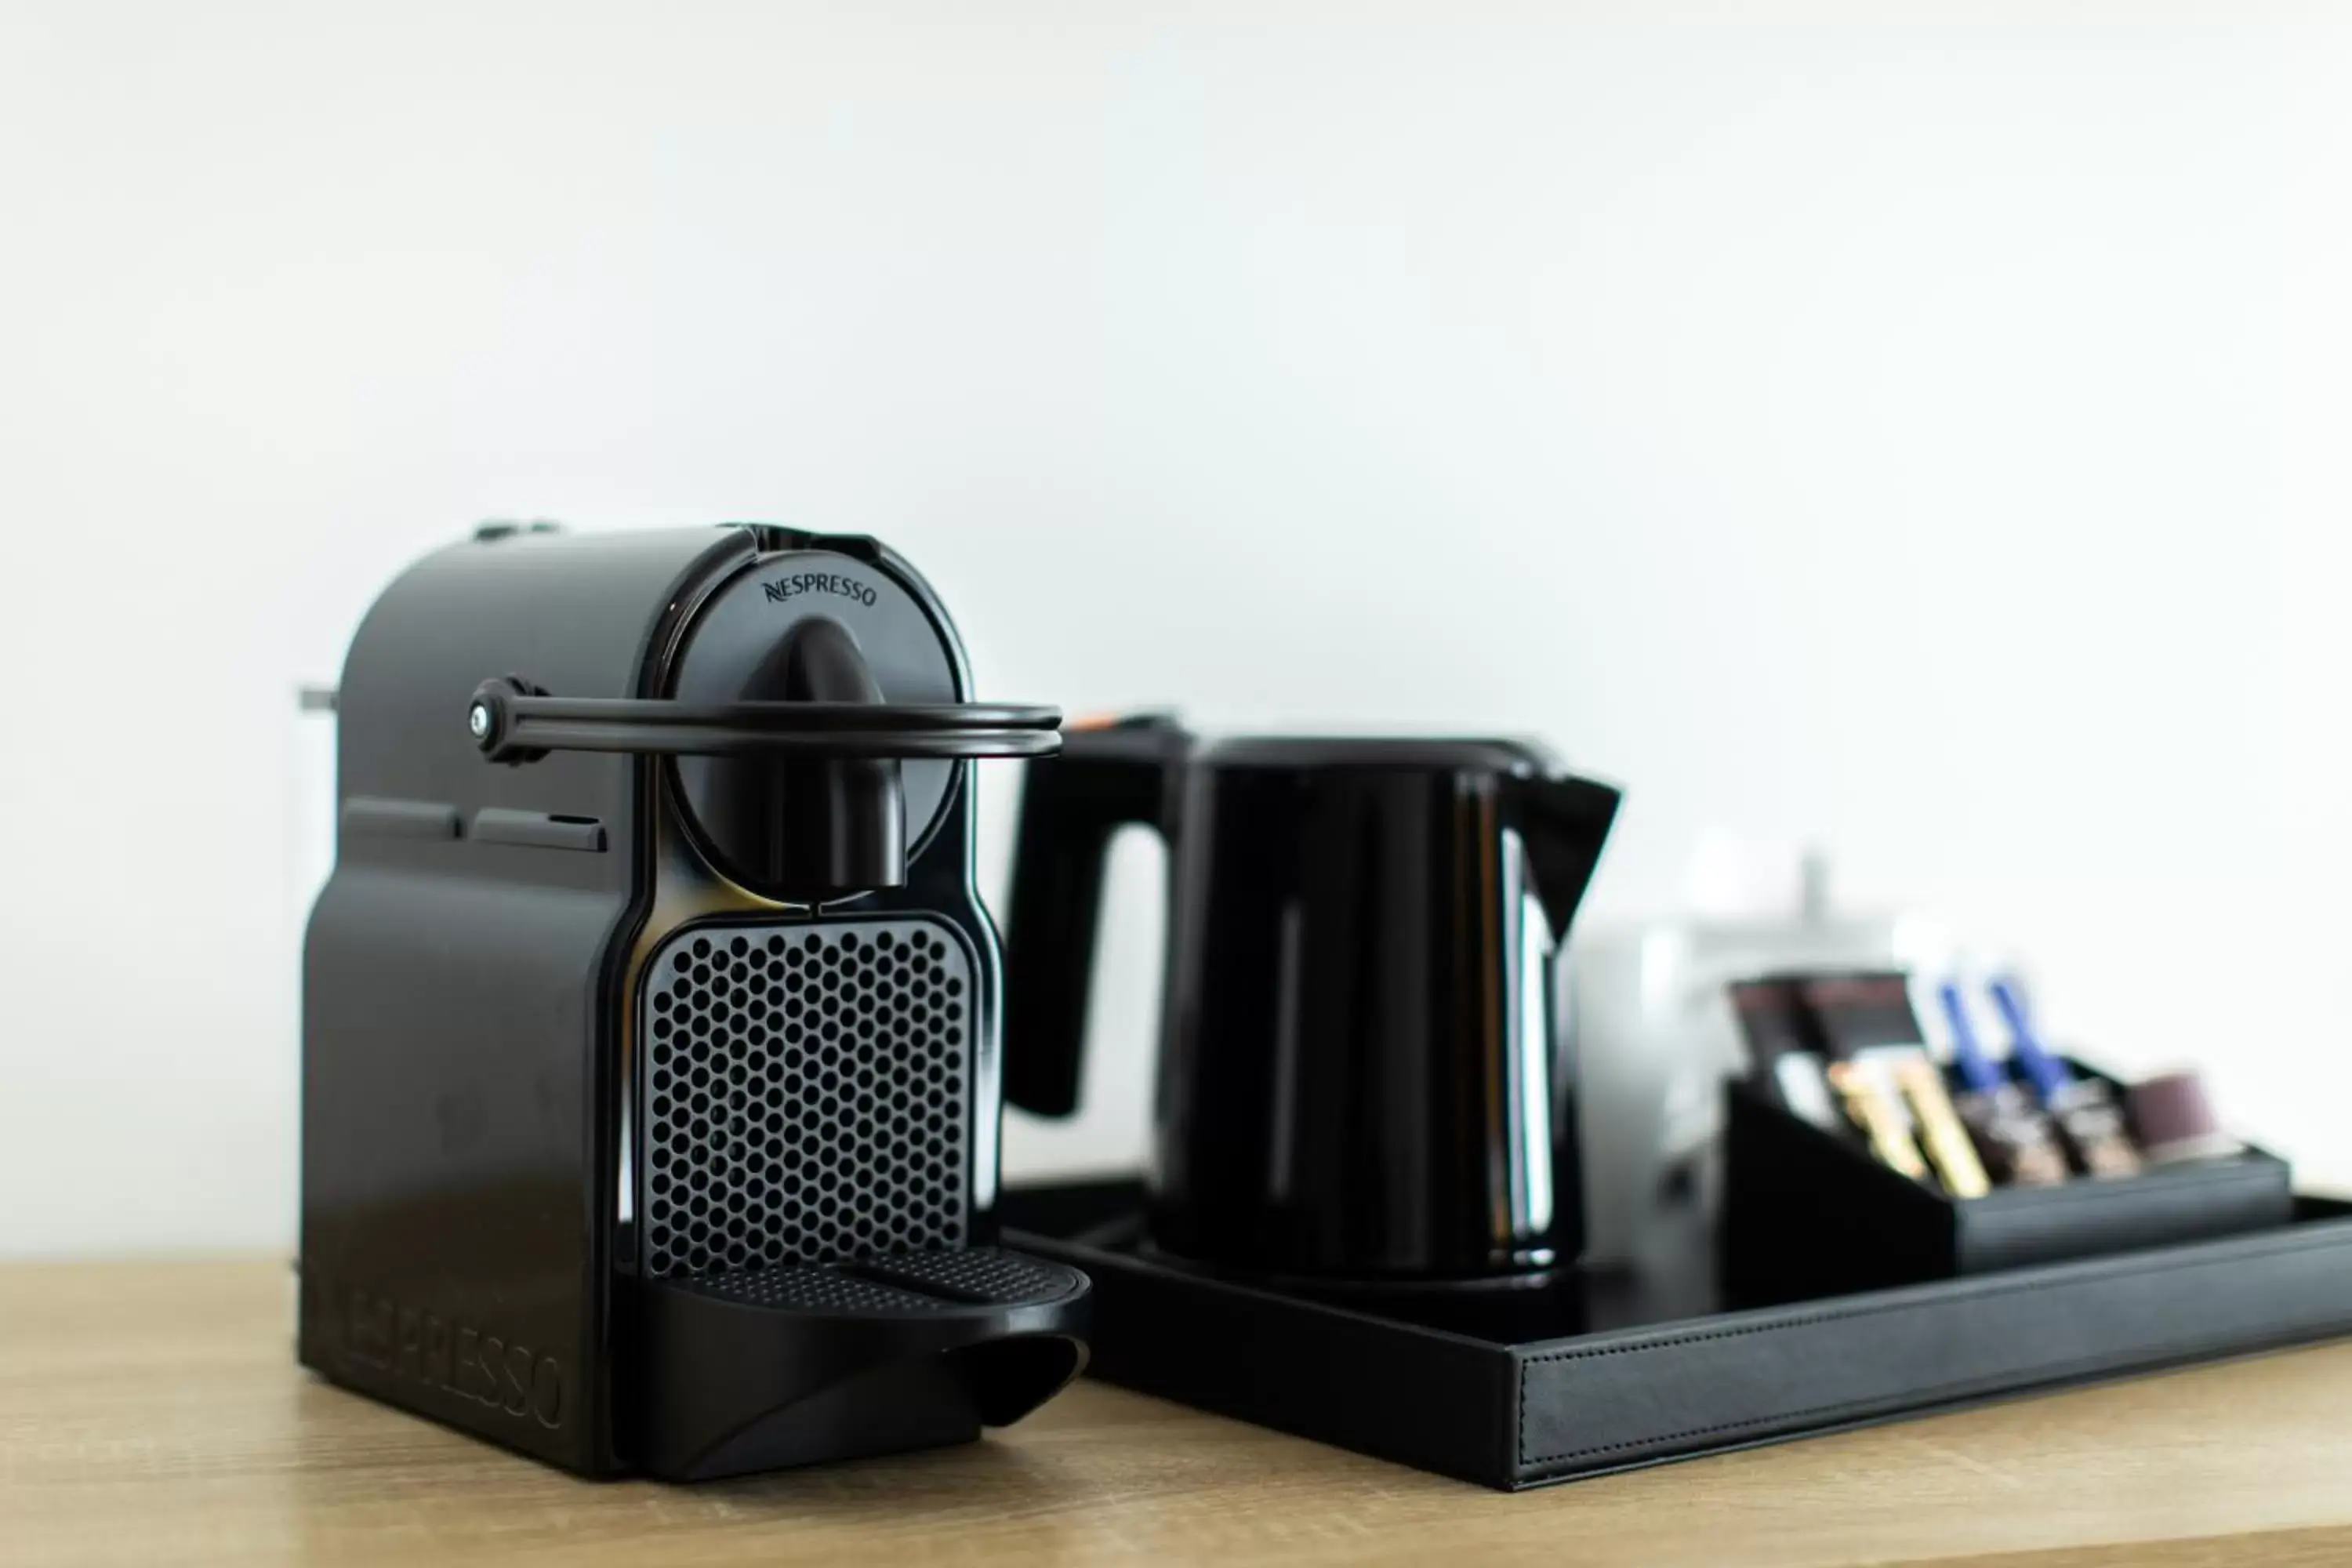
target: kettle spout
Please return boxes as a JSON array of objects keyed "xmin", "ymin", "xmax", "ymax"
[{"xmin": 1504, "ymin": 771, "xmax": 1621, "ymax": 938}]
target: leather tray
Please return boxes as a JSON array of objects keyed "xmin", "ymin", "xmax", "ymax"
[{"xmin": 1000, "ymin": 1179, "xmax": 2352, "ymax": 1490}]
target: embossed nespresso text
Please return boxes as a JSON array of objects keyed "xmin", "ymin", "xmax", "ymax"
[
  {"xmin": 330, "ymin": 1282, "xmax": 564, "ymax": 1429},
  {"xmin": 764, "ymin": 573, "xmax": 877, "ymax": 607}
]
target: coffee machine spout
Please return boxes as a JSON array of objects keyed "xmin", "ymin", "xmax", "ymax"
[{"xmin": 735, "ymin": 614, "xmax": 907, "ymax": 899}]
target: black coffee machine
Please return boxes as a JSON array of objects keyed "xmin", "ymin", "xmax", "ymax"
[{"xmin": 300, "ymin": 523, "xmax": 1090, "ymax": 1480}]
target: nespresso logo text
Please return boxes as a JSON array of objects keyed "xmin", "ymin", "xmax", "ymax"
[
  {"xmin": 764, "ymin": 572, "xmax": 877, "ymax": 607},
  {"xmin": 334, "ymin": 1283, "xmax": 564, "ymax": 1429}
]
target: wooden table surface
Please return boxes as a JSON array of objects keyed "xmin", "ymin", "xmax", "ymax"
[{"xmin": 3, "ymin": 1259, "xmax": 2349, "ymax": 1567}]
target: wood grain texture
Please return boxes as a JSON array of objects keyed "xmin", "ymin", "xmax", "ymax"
[{"xmin": 2, "ymin": 1258, "xmax": 2347, "ymax": 1567}]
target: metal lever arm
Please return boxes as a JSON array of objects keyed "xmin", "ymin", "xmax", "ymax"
[{"xmin": 467, "ymin": 678, "xmax": 1063, "ymax": 764}]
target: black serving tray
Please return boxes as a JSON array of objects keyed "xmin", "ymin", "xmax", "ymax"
[{"xmin": 999, "ymin": 1178, "xmax": 2352, "ymax": 1491}]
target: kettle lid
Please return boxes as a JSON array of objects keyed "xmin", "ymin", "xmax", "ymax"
[{"xmin": 1195, "ymin": 734, "xmax": 1561, "ymax": 775}]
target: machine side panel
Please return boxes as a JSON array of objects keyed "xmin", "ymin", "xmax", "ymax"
[{"xmin": 299, "ymin": 526, "xmax": 751, "ymax": 1474}]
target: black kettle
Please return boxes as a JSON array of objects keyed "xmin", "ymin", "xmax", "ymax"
[{"xmin": 1004, "ymin": 715, "xmax": 1621, "ymax": 1282}]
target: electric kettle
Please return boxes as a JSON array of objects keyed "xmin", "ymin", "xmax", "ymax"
[{"xmin": 1003, "ymin": 715, "xmax": 1620, "ymax": 1281}]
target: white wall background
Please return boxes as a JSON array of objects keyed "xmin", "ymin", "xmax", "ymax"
[{"xmin": 2, "ymin": 2, "xmax": 2345, "ymax": 1256}]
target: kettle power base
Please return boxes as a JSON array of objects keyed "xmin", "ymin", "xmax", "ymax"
[{"xmin": 1000, "ymin": 1180, "xmax": 2352, "ymax": 1492}]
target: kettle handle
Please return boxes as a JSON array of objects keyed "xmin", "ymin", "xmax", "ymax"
[{"xmin": 1002, "ymin": 715, "xmax": 1189, "ymax": 1119}]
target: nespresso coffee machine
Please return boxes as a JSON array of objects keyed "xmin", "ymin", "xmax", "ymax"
[{"xmin": 300, "ymin": 523, "xmax": 1090, "ymax": 1480}]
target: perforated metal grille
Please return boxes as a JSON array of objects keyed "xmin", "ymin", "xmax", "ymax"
[{"xmin": 638, "ymin": 920, "xmax": 972, "ymax": 1279}]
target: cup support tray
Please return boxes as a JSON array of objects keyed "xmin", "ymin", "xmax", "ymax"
[{"xmin": 631, "ymin": 1245, "xmax": 1089, "ymax": 1479}]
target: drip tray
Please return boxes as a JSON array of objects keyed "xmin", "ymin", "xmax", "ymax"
[{"xmin": 633, "ymin": 1247, "xmax": 1089, "ymax": 1480}]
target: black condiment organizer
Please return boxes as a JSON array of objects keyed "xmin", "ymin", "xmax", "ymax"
[
  {"xmin": 1000, "ymin": 1171, "xmax": 2352, "ymax": 1492},
  {"xmin": 1722, "ymin": 1060, "xmax": 2296, "ymax": 1303}
]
